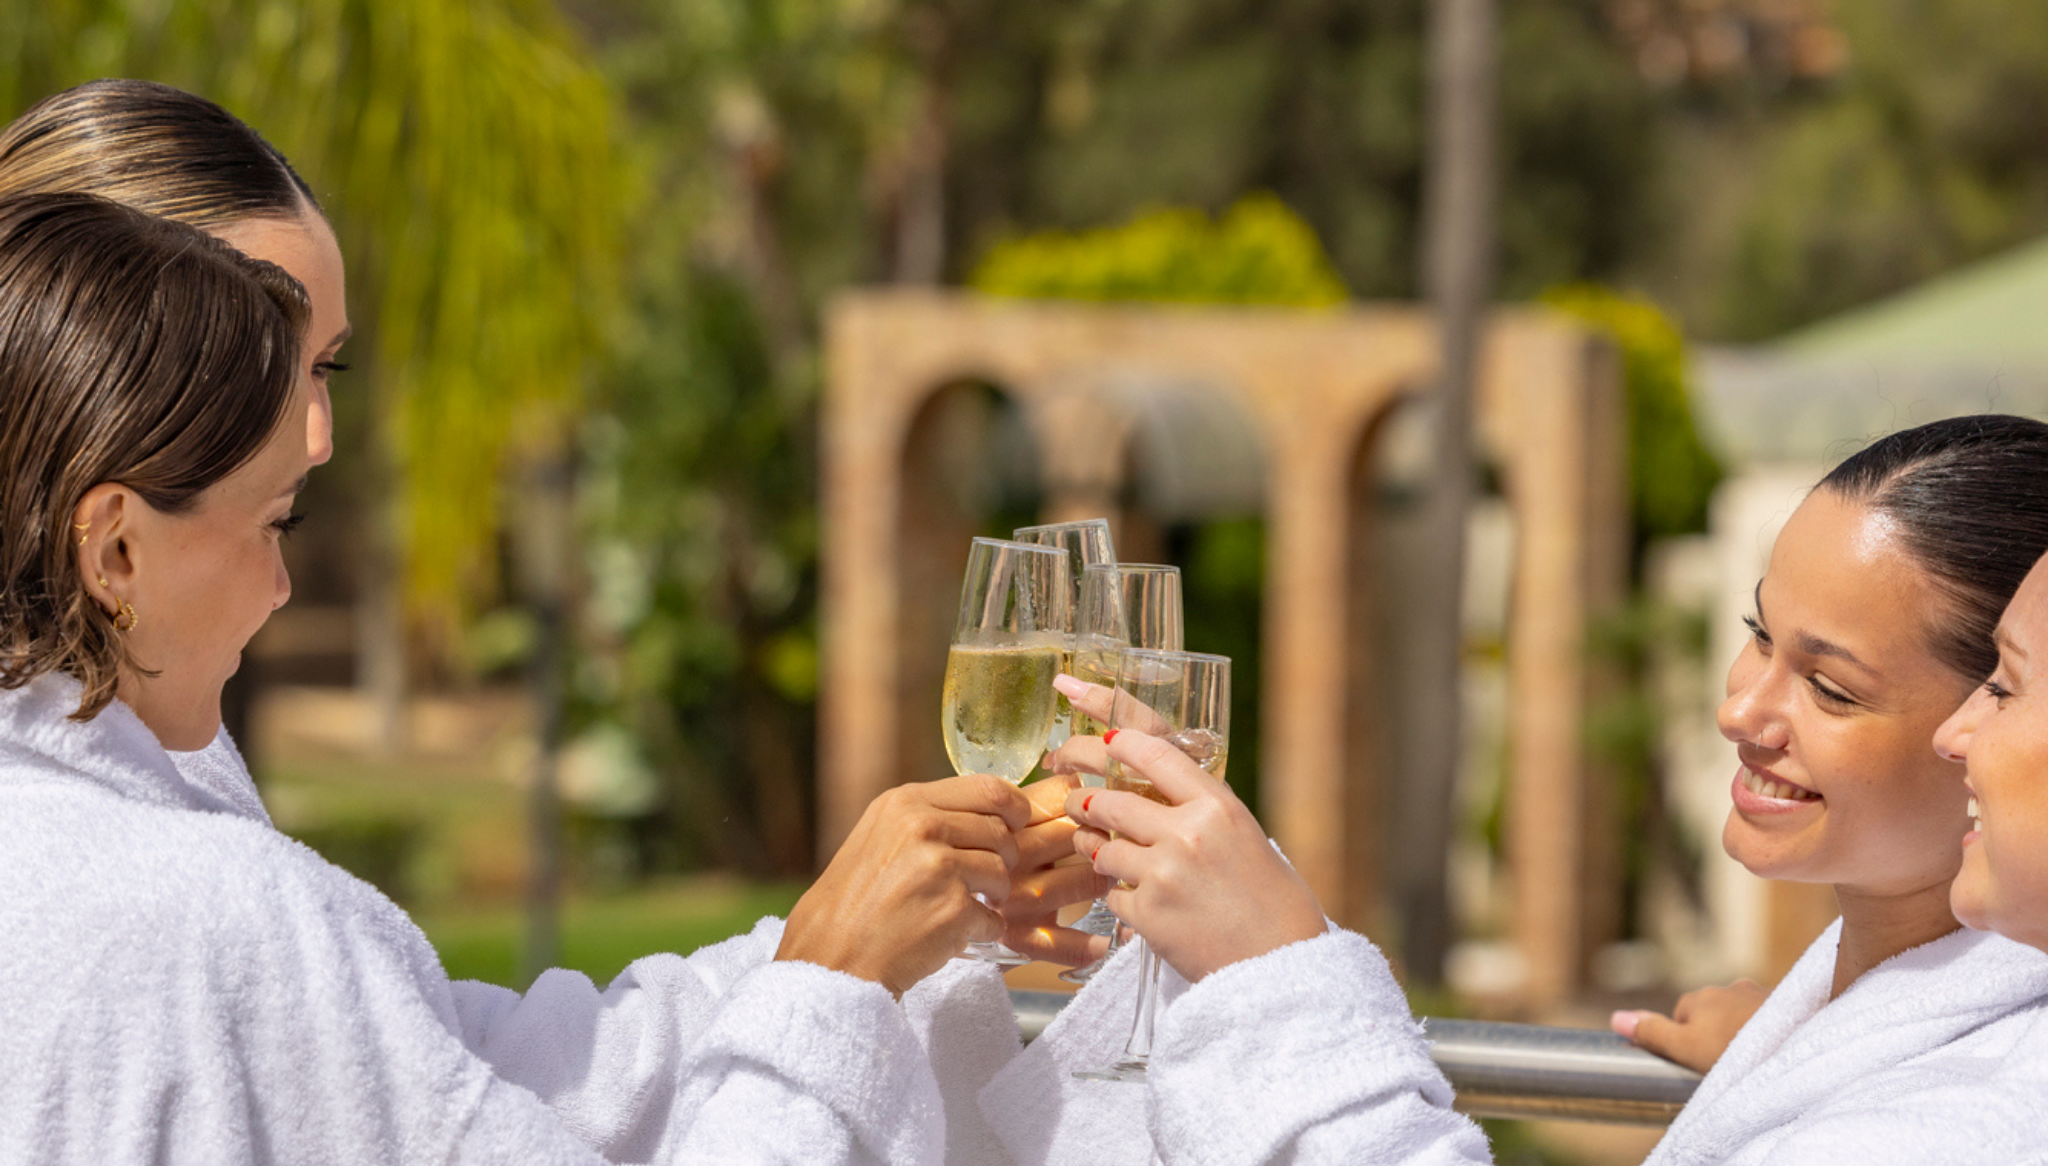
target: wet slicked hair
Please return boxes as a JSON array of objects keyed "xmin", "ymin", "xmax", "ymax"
[
  {"xmin": 1818, "ymin": 413, "xmax": 2048, "ymax": 681},
  {"xmin": 0, "ymin": 78, "xmax": 318, "ymax": 229},
  {"xmin": 0, "ymin": 192, "xmax": 308, "ymax": 719}
]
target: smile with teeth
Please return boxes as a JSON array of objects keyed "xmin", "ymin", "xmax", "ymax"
[
  {"xmin": 1741, "ymin": 767, "xmax": 1820, "ymax": 802},
  {"xmin": 1968, "ymin": 796, "xmax": 1983, "ymax": 833}
]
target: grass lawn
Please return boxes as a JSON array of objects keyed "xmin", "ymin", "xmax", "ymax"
[
  {"xmin": 260, "ymin": 750, "xmax": 806, "ymax": 990},
  {"xmin": 413, "ymin": 877, "xmax": 809, "ymax": 988}
]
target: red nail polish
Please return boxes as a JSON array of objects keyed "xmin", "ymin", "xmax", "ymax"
[
  {"xmin": 1102, "ymin": 729, "xmax": 1118, "ymax": 746},
  {"xmin": 1083, "ymin": 794, "xmax": 1095, "ymax": 813},
  {"xmin": 1091, "ymin": 844, "xmax": 1103, "ymax": 863}
]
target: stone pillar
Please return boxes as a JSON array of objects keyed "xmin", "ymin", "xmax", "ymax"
[
  {"xmin": 1497, "ymin": 324, "xmax": 1625, "ymax": 1007},
  {"xmin": 818, "ymin": 299, "xmax": 911, "ymax": 860},
  {"xmin": 1261, "ymin": 415, "xmax": 1360, "ymax": 925}
]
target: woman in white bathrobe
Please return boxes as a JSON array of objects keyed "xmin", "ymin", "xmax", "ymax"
[
  {"xmin": 1005, "ymin": 414, "xmax": 2048, "ymax": 1166},
  {"xmin": 0, "ymin": 80, "xmax": 1112, "ymax": 1165},
  {"xmin": 0, "ymin": 185, "xmax": 1056, "ymax": 1166}
]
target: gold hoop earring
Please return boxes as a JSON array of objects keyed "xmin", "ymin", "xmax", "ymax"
[
  {"xmin": 73, "ymin": 521, "xmax": 90, "ymax": 547},
  {"xmin": 113, "ymin": 602, "xmax": 138, "ymax": 632}
]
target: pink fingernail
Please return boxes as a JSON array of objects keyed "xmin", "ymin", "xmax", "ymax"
[
  {"xmin": 1610, "ymin": 1010, "xmax": 1639, "ymax": 1039},
  {"xmin": 1053, "ymin": 674, "xmax": 1088, "ymax": 699}
]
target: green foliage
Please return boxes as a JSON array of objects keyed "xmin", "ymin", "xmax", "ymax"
[
  {"xmin": 290, "ymin": 816, "xmax": 424, "ymax": 905},
  {"xmin": 578, "ymin": 261, "xmax": 820, "ymax": 874},
  {"xmin": 1653, "ymin": 0, "xmax": 2048, "ymax": 340},
  {"xmin": 0, "ymin": 0, "xmax": 632, "ymax": 635},
  {"xmin": 971, "ymin": 194, "xmax": 1348, "ymax": 306},
  {"xmin": 1541, "ymin": 284, "xmax": 1724, "ymax": 550}
]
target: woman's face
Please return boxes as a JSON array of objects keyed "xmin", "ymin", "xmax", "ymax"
[
  {"xmin": 111, "ymin": 385, "xmax": 311, "ymax": 750},
  {"xmin": 216, "ymin": 209, "xmax": 348, "ymax": 467},
  {"xmin": 1718, "ymin": 491, "xmax": 1976, "ymax": 896},
  {"xmin": 1933, "ymin": 555, "xmax": 2048, "ymax": 952}
]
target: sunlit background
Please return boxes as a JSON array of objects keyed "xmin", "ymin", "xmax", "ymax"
[{"xmin": 8, "ymin": 4, "xmax": 2048, "ymax": 1157}]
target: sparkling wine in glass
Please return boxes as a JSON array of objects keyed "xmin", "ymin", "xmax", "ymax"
[
  {"xmin": 1061, "ymin": 563, "xmax": 1183, "ymax": 984},
  {"xmin": 1073, "ymin": 649, "xmax": 1230, "ymax": 1082},
  {"xmin": 942, "ymin": 536, "xmax": 1072, "ymax": 965},
  {"xmin": 1011, "ymin": 518, "xmax": 1116, "ymax": 751}
]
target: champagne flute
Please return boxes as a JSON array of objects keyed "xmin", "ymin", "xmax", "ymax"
[
  {"xmin": 943, "ymin": 536, "xmax": 1072, "ymax": 965},
  {"xmin": 1011, "ymin": 518, "xmax": 1116, "ymax": 751},
  {"xmin": 1073, "ymin": 649, "xmax": 1230, "ymax": 1083},
  {"xmin": 1061, "ymin": 563, "xmax": 1183, "ymax": 985}
]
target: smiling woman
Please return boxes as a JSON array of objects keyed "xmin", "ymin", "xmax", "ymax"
[
  {"xmin": 1006, "ymin": 414, "xmax": 2048, "ymax": 1166},
  {"xmin": 1937, "ymin": 558, "xmax": 2048, "ymax": 955}
]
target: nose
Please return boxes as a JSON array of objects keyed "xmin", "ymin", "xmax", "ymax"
[
  {"xmin": 1933, "ymin": 685, "xmax": 1986, "ymax": 764},
  {"xmin": 1718, "ymin": 647, "xmax": 1790, "ymax": 751},
  {"xmin": 306, "ymin": 385, "xmax": 335, "ymax": 467},
  {"xmin": 273, "ymin": 554, "xmax": 292, "ymax": 611}
]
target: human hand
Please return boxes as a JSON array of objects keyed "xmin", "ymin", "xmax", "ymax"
[
  {"xmin": 776, "ymin": 774, "xmax": 1031, "ymax": 997},
  {"xmin": 997, "ymin": 772, "xmax": 1114, "ymax": 967},
  {"xmin": 1067, "ymin": 729, "xmax": 1326, "ymax": 983},
  {"xmin": 1611, "ymin": 978, "xmax": 1768, "ymax": 1074},
  {"xmin": 1044, "ymin": 673, "xmax": 1172, "ymax": 781}
]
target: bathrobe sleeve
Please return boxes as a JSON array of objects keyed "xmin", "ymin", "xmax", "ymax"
[
  {"xmin": 0, "ymin": 800, "xmax": 947, "ymax": 1166},
  {"xmin": 978, "ymin": 929, "xmax": 1492, "ymax": 1166},
  {"xmin": 1145, "ymin": 930, "xmax": 1493, "ymax": 1166},
  {"xmin": 444, "ymin": 918, "xmax": 790, "ymax": 1160},
  {"xmin": 445, "ymin": 914, "xmax": 1026, "ymax": 1165}
]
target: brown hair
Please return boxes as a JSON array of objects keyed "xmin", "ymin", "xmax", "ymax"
[
  {"xmin": 0, "ymin": 79, "xmax": 318, "ymax": 229},
  {"xmin": 1817, "ymin": 414, "xmax": 2048, "ymax": 683},
  {"xmin": 0, "ymin": 192, "xmax": 309, "ymax": 718}
]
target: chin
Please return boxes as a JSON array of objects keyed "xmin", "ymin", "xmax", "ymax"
[
  {"xmin": 1722, "ymin": 814, "xmax": 1790, "ymax": 878},
  {"xmin": 1950, "ymin": 851, "xmax": 2003, "ymax": 934}
]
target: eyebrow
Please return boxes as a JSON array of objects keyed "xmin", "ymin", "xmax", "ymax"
[
  {"xmin": 324, "ymin": 325, "xmax": 353, "ymax": 352},
  {"xmin": 1756, "ymin": 581, "xmax": 1875, "ymax": 672},
  {"xmin": 1996, "ymin": 626, "xmax": 2029, "ymax": 665},
  {"xmin": 277, "ymin": 475, "xmax": 308, "ymax": 500}
]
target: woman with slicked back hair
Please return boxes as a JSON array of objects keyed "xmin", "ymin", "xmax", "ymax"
[
  {"xmin": 0, "ymin": 81, "xmax": 1107, "ymax": 1166},
  {"xmin": 1014, "ymin": 414, "xmax": 2048, "ymax": 1165},
  {"xmin": 0, "ymin": 79, "xmax": 348, "ymax": 467}
]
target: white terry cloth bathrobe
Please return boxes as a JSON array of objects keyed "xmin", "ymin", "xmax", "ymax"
[
  {"xmin": 0, "ymin": 674, "xmax": 1022, "ymax": 1165},
  {"xmin": 984, "ymin": 917, "xmax": 2048, "ymax": 1166}
]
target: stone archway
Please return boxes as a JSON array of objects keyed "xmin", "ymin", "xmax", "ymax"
[{"xmin": 821, "ymin": 289, "xmax": 1624, "ymax": 1006}]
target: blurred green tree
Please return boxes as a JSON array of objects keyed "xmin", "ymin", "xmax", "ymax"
[
  {"xmin": 973, "ymin": 193, "xmax": 1347, "ymax": 305},
  {"xmin": 1, "ymin": 0, "xmax": 630, "ymax": 652},
  {"xmin": 1636, "ymin": 0, "xmax": 2048, "ymax": 340},
  {"xmin": 562, "ymin": 0, "xmax": 1668, "ymax": 874},
  {"xmin": 1541, "ymin": 284, "xmax": 1722, "ymax": 555}
]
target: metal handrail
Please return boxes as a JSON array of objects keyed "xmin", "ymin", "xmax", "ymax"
[{"xmin": 1010, "ymin": 991, "xmax": 1700, "ymax": 1126}]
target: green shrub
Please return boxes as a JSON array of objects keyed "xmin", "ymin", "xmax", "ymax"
[{"xmin": 972, "ymin": 194, "xmax": 1348, "ymax": 307}]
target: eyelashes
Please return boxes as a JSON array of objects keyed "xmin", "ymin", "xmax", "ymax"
[
  {"xmin": 1743, "ymin": 613, "xmax": 1857, "ymax": 707},
  {"xmin": 272, "ymin": 514, "xmax": 306, "ymax": 539}
]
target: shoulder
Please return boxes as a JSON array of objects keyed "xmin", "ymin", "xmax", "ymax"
[{"xmin": 1, "ymin": 780, "xmax": 444, "ymax": 993}]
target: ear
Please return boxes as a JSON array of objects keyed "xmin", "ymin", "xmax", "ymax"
[{"xmin": 72, "ymin": 484, "xmax": 140, "ymax": 615}]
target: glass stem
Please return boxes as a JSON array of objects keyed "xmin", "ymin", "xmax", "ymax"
[{"xmin": 1121, "ymin": 939, "xmax": 1161, "ymax": 1065}]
